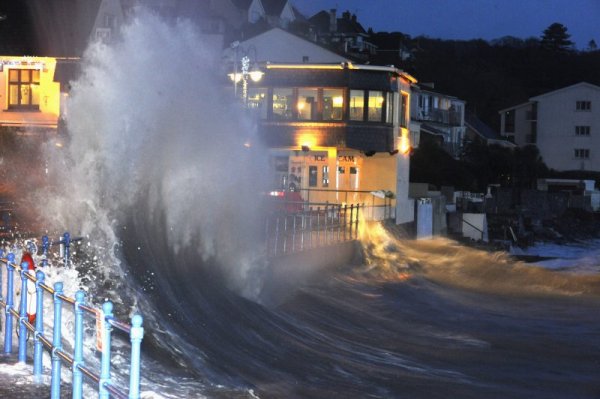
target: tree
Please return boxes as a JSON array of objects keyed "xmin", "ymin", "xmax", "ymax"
[
  {"xmin": 540, "ymin": 22, "xmax": 574, "ymax": 52},
  {"xmin": 588, "ymin": 39, "xmax": 598, "ymax": 52}
]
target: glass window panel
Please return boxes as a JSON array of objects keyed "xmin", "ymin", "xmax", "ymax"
[
  {"xmin": 32, "ymin": 70, "xmax": 40, "ymax": 83},
  {"xmin": 9, "ymin": 85, "xmax": 19, "ymax": 105},
  {"xmin": 323, "ymin": 89, "xmax": 343, "ymax": 121},
  {"xmin": 386, "ymin": 92, "xmax": 394, "ymax": 123},
  {"xmin": 297, "ymin": 88, "xmax": 318, "ymax": 120},
  {"xmin": 308, "ymin": 166, "xmax": 318, "ymax": 187},
  {"xmin": 20, "ymin": 85, "xmax": 30, "ymax": 105},
  {"xmin": 368, "ymin": 91, "xmax": 383, "ymax": 121},
  {"xmin": 272, "ymin": 88, "xmax": 294, "ymax": 120},
  {"xmin": 21, "ymin": 70, "xmax": 30, "ymax": 83},
  {"xmin": 31, "ymin": 85, "xmax": 40, "ymax": 105},
  {"xmin": 9, "ymin": 70, "xmax": 18, "ymax": 82},
  {"xmin": 247, "ymin": 88, "xmax": 268, "ymax": 119},
  {"xmin": 322, "ymin": 165, "xmax": 329, "ymax": 187},
  {"xmin": 349, "ymin": 90, "xmax": 364, "ymax": 121}
]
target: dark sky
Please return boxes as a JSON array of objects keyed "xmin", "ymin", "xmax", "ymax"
[{"xmin": 296, "ymin": 0, "xmax": 599, "ymax": 49}]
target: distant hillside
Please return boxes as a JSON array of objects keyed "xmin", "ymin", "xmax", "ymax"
[{"xmin": 370, "ymin": 32, "xmax": 600, "ymax": 129}]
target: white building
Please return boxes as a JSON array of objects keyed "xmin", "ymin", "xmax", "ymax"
[{"xmin": 499, "ymin": 82, "xmax": 600, "ymax": 171}]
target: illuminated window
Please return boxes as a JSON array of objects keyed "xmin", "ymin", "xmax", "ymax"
[
  {"xmin": 386, "ymin": 92, "xmax": 395, "ymax": 124},
  {"xmin": 400, "ymin": 93, "xmax": 409, "ymax": 127},
  {"xmin": 8, "ymin": 69, "xmax": 40, "ymax": 109},
  {"xmin": 247, "ymin": 88, "xmax": 268, "ymax": 119},
  {"xmin": 323, "ymin": 89, "xmax": 343, "ymax": 120},
  {"xmin": 350, "ymin": 90, "xmax": 364, "ymax": 121},
  {"xmin": 368, "ymin": 90, "xmax": 383, "ymax": 121},
  {"xmin": 322, "ymin": 165, "xmax": 330, "ymax": 187},
  {"xmin": 272, "ymin": 88, "xmax": 294, "ymax": 120},
  {"xmin": 575, "ymin": 149, "xmax": 590, "ymax": 159},
  {"xmin": 297, "ymin": 88, "xmax": 318, "ymax": 120},
  {"xmin": 308, "ymin": 166, "xmax": 318, "ymax": 187},
  {"xmin": 575, "ymin": 126, "xmax": 591, "ymax": 136},
  {"xmin": 576, "ymin": 101, "xmax": 591, "ymax": 111}
]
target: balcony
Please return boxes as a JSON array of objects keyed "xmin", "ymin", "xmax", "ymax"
[
  {"xmin": 259, "ymin": 121, "xmax": 395, "ymax": 153},
  {"xmin": 415, "ymin": 108, "xmax": 462, "ymax": 126}
]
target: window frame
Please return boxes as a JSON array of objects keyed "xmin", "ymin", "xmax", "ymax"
[{"xmin": 8, "ymin": 68, "xmax": 41, "ymax": 110}]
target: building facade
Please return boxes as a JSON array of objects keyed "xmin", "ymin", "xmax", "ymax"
[
  {"xmin": 0, "ymin": 56, "xmax": 61, "ymax": 131},
  {"xmin": 499, "ymin": 82, "xmax": 600, "ymax": 171},
  {"xmin": 410, "ymin": 84, "xmax": 466, "ymax": 158},
  {"xmin": 241, "ymin": 62, "xmax": 415, "ymax": 223}
]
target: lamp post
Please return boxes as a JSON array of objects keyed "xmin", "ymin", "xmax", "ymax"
[{"xmin": 229, "ymin": 42, "xmax": 264, "ymax": 106}]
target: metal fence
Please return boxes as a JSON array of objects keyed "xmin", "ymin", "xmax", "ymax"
[
  {"xmin": 0, "ymin": 232, "xmax": 144, "ymax": 399},
  {"xmin": 265, "ymin": 203, "xmax": 361, "ymax": 257}
]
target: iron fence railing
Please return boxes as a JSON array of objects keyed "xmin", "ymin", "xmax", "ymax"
[
  {"xmin": 0, "ymin": 232, "xmax": 144, "ymax": 399},
  {"xmin": 265, "ymin": 203, "xmax": 361, "ymax": 257}
]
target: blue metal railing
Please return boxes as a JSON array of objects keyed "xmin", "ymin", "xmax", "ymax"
[{"xmin": 0, "ymin": 232, "xmax": 144, "ymax": 399}]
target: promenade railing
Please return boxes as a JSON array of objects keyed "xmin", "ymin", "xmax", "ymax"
[
  {"xmin": 265, "ymin": 203, "xmax": 361, "ymax": 257},
  {"xmin": 0, "ymin": 232, "xmax": 144, "ymax": 399}
]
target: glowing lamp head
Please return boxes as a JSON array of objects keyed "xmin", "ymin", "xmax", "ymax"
[{"xmin": 249, "ymin": 69, "xmax": 264, "ymax": 82}]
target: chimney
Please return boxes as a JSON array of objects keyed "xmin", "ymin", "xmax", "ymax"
[
  {"xmin": 329, "ymin": 9, "xmax": 337, "ymax": 33},
  {"xmin": 352, "ymin": 14, "xmax": 357, "ymax": 23}
]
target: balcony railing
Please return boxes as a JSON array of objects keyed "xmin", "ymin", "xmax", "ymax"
[{"xmin": 415, "ymin": 109, "xmax": 462, "ymax": 126}]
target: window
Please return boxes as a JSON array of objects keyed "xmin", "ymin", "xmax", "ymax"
[
  {"xmin": 247, "ymin": 88, "xmax": 268, "ymax": 119},
  {"xmin": 504, "ymin": 110, "xmax": 515, "ymax": 133},
  {"xmin": 576, "ymin": 101, "xmax": 591, "ymax": 111},
  {"xmin": 323, "ymin": 89, "xmax": 343, "ymax": 120},
  {"xmin": 400, "ymin": 93, "xmax": 408, "ymax": 127},
  {"xmin": 368, "ymin": 90, "xmax": 383, "ymax": 121},
  {"xmin": 308, "ymin": 166, "xmax": 318, "ymax": 187},
  {"xmin": 386, "ymin": 92, "xmax": 395, "ymax": 124},
  {"xmin": 272, "ymin": 88, "xmax": 294, "ymax": 120},
  {"xmin": 575, "ymin": 126, "xmax": 591, "ymax": 136},
  {"xmin": 9, "ymin": 69, "xmax": 40, "ymax": 109},
  {"xmin": 349, "ymin": 90, "xmax": 364, "ymax": 121},
  {"xmin": 322, "ymin": 166, "xmax": 329, "ymax": 187},
  {"xmin": 297, "ymin": 88, "xmax": 318, "ymax": 120},
  {"xmin": 575, "ymin": 149, "xmax": 590, "ymax": 159}
]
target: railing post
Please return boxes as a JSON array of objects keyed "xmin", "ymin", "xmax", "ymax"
[
  {"xmin": 18, "ymin": 263, "xmax": 28, "ymax": 363},
  {"xmin": 100, "ymin": 301, "xmax": 113, "ymax": 399},
  {"xmin": 4, "ymin": 253, "xmax": 15, "ymax": 354},
  {"xmin": 316, "ymin": 207, "xmax": 321, "ymax": 246},
  {"xmin": 72, "ymin": 290, "xmax": 85, "ymax": 399},
  {"xmin": 63, "ymin": 232, "xmax": 71, "ymax": 267},
  {"xmin": 51, "ymin": 282, "xmax": 64, "ymax": 399},
  {"xmin": 128, "ymin": 314, "xmax": 144, "ymax": 399},
  {"xmin": 34, "ymin": 270, "xmax": 45, "ymax": 382},
  {"xmin": 42, "ymin": 235, "xmax": 49, "ymax": 267},
  {"xmin": 350, "ymin": 205, "xmax": 354, "ymax": 239},
  {"xmin": 0, "ymin": 250, "xmax": 3, "ymax": 303}
]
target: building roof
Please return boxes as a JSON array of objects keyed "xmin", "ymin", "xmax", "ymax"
[
  {"xmin": 529, "ymin": 81, "xmax": 600, "ymax": 101},
  {"xmin": 421, "ymin": 123, "xmax": 447, "ymax": 137},
  {"xmin": 465, "ymin": 113, "xmax": 501, "ymax": 141},
  {"xmin": 261, "ymin": 0, "xmax": 287, "ymax": 16}
]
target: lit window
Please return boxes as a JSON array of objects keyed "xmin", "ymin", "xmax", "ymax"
[
  {"xmin": 322, "ymin": 165, "xmax": 329, "ymax": 187},
  {"xmin": 576, "ymin": 101, "xmax": 591, "ymax": 111},
  {"xmin": 400, "ymin": 93, "xmax": 409, "ymax": 127},
  {"xmin": 350, "ymin": 90, "xmax": 364, "ymax": 121},
  {"xmin": 386, "ymin": 92, "xmax": 395, "ymax": 124},
  {"xmin": 308, "ymin": 166, "xmax": 318, "ymax": 187},
  {"xmin": 247, "ymin": 88, "xmax": 268, "ymax": 119},
  {"xmin": 9, "ymin": 69, "xmax": 40, "ymax": 109},
  {"xmin": 574, "ymin": 149, "xmax": 590, "ymax": 159},
  {"xmin": 297, "ymin": 88, "xmax": 318, "ymax": 120},
  {"xmin": 575, "ymin": 126, "xmax": 591, "ymax": 136},
  {"xmin": 323, "ymin": 89, "xmax": 343, "ymax": 121},
  {"xmin": 368, "ymin": 90, "xmax": 383, "ymax": 121},
  {"xmin": 272, "ymin": 88, "xmax": 294, "ymax": 120}
]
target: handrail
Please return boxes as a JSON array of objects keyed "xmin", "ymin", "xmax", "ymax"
[{"xmin": 0, "ymin": 232, "xmax": 145, "ymax": 399}]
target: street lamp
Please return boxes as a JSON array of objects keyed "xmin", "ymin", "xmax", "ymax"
[{"xmin": 228, "ymin": 42, "xmax": 264, "ymax": 106}]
